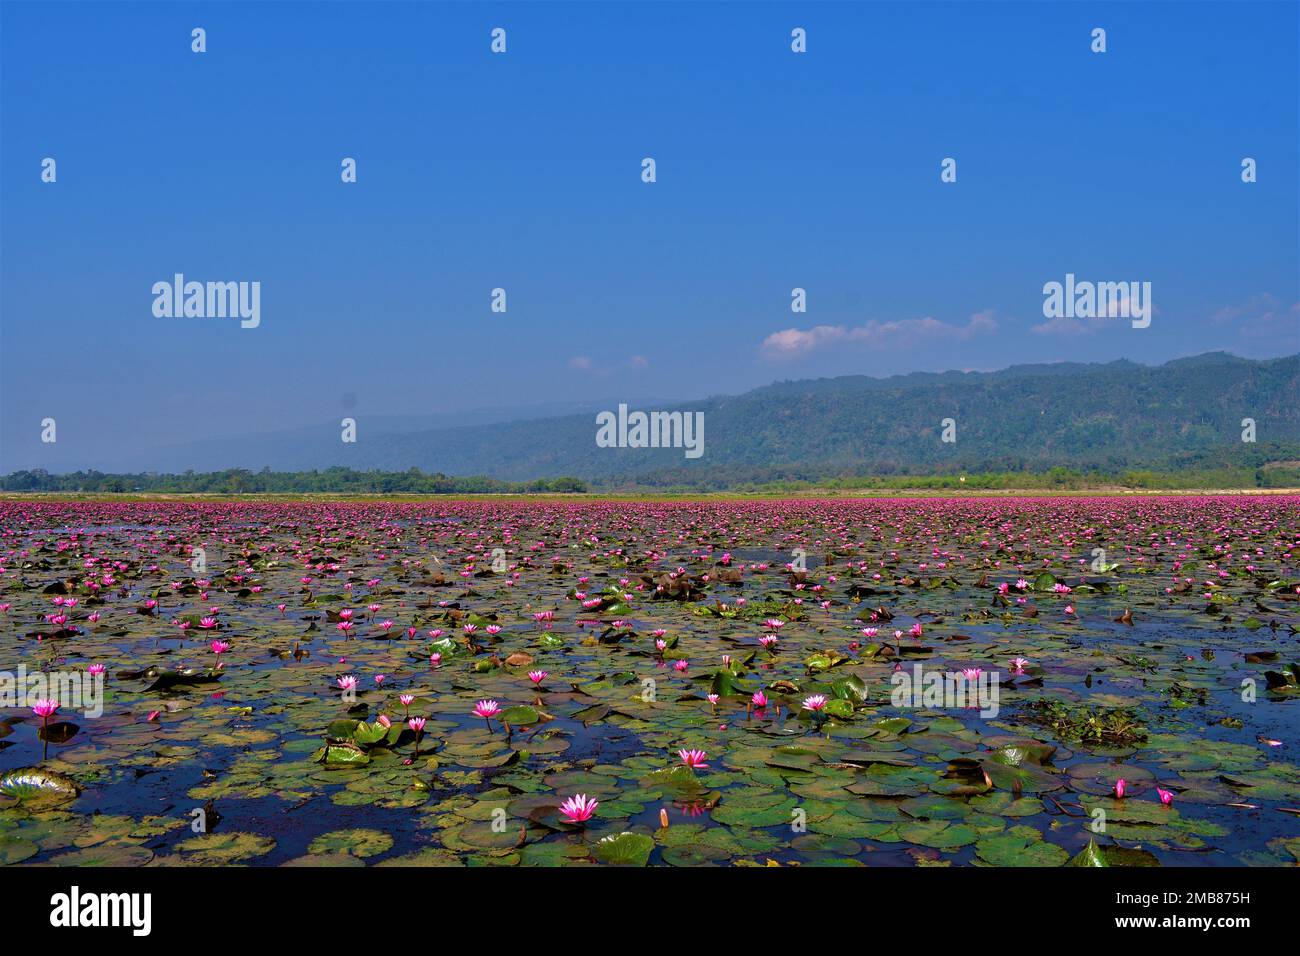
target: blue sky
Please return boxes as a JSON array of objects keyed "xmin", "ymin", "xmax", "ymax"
[{"xmin": 2, "ymin": 1, "xmax": 1296, "ymax": 470}]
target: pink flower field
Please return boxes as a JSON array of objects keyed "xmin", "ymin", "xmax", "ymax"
[{"xmin": 0, "ymin": 495, "xmax": 1296, "ymax": 866}]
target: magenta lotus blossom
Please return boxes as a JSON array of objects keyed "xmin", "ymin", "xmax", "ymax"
[
  {"xmin": 33, "ymin": 698, "xmax": 58, "ymax": 761},
  {"xmin": 751, "ymin": 690, "xmax": 768, "ymax": 709},
  {"xmin": 673, "ymin": 659, "xmax": 689, "ymax": 672},
  {"xmin": 678, "ymin": 748, "xmax": 709, "ymax": 770},
  {"xmin": 1156, "ymin": 787, "xmax": 1174, "ymax": 806},
  {"xmin": 337, "ymin": 675, "xmax": 358, "ymax": 692},
  {"xmin": 408, "ymin": 716, "xmax": 426, "ymax": 758},
  {"xmin": 528, "ymin": 670, "xmax": 548, "ymax": 685},
  {"xmin": 474, "ymin": 699, "xmax": 501, "ymax": 730},
  {"xmin": 558, "ymin": 793, "xmax": 599, "ymax": 824},
  {"xmin": 1114, "ymin": 778, "xmax": 1127, "ymax": 799},
  {"xmin": 87, "ymin": 663, "xmax": 106, "ymax": 676},
  {"xmin": 802, "ymin": 694, "xmax": 828, "ymax": 712}
]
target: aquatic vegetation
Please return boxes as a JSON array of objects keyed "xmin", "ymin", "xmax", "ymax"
[
  {"xmin": 1020, "ymin": 699, "xmax": 1147, "ymax": 745},
  {"xmin": 0, "ymin": 495, "xmax": 1296, "ymax": 866}
]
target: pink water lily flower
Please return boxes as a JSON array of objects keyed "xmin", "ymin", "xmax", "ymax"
[
  {"xmin": 558, "ymin": 793, "xmax": 599, "ymax": 824},
  {"xmin": 474, "ymin": 699, "xmax": 501, "ymax": 730},
  {"xmin": 33, "ymin": 698, "xmax": 58, "ymax": 761},
  {"xmin": 1156, "ymin": 787, "xmax": 1174, "ymax": 806},
  {"xmin": 408, "ymin": 716, "xmax": 427, "ymax": 758},
  {"xmin": 1114, "ymin": 778, "xmax": 1127, "ymax": 799},
  {"xmin": 528, "ymin": 670, "xmax": 548, "ymax": 685},
  {"xmin": 678, "ymin": 749, "xmax": 709, "ymax": 770},
  {"xmin": 802, "ymin": 694, "xmax": 828, "ymax": 712}
]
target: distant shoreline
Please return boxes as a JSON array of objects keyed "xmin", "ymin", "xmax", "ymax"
[{"xmin": 3, "ymin": 488, "xmax": 1297, "ymax": 503}]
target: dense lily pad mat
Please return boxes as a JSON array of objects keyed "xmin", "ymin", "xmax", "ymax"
[{"xmin": 0, "ymin": 496, "xmax": 1296, "ymax": 867}]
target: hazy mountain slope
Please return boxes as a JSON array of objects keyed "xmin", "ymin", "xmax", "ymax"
[
  {"xmin": 12, "ymin": 353, "xmax": 1296, "ymax": 486},
  {"xmin": 360, "ymin": 352, "xmax": 1299, "ymax": 484}
]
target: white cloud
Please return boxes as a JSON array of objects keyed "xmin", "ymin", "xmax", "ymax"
[{"xmin": 761, "ymin": 310, "xmax": 997, "ymax": 359}]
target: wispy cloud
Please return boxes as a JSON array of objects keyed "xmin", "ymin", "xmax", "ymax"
[
  {"xmin": 569, "ymin": 354, "xmax": 651, "ymax": 375},
  {"xmin": 1209, "ymin": 293, "xmax": 1300, "ymax": 339},
  {"xmin": 1030, "ymin": 314, "xmax": 1116, "ymax": 336},
  {"xmin": 761, "ymin": 310, "xmax": 997, "ymax": 359}
]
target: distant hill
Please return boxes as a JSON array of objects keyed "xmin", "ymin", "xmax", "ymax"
[
  {"xmin": 344, "ymin": 352, "xmax": 1298, "ymax": 486},
  {"xmin": 6, "ymin": 353, "xmax": 1297, "ymax": 490}
]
